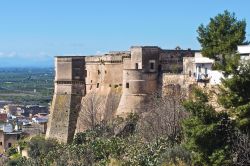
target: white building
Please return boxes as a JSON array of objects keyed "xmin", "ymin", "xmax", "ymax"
[
  {"xmin": 32, "ymin": 117, "xmax": 48, "ymax": 124},
  {"xmin": 194, "ymin": 52, "xmax": 215, "ymax": 82},
  {"xmin": 3, "ymin": 124, "xmax": 13, "ymax": 133},
  {"xmin": 188, "ymin": 45, "xmax": 250, "ymax": 85},
  {"xmin": 237, "ymin": 45, "xmax": 250, "ymax": 60}
]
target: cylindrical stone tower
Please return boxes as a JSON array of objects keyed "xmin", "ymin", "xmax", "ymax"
[{"xmin": 116, "ymin": 46, "xmax": 159, "ymax": 116}]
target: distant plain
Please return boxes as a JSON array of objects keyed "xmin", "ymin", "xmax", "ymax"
[{"xmin": 0, "ymin": 68, "xmax": 54, "ymax": 106}]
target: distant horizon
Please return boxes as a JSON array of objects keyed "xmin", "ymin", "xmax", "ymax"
[
  {"xmin": 0, "ymin": 66, "xmax": 54, "ymax": 69},
  {"xmin": 0, "ymin": 0, "xmax": 250, "ymax": 67},
  {"xmin": 1, "ymin": 45, "xmax": 203, "ymax": 68}
]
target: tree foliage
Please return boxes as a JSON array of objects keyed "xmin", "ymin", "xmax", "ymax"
[
  {"xmin": 27, "ymin": 136, "xmax": 59, "ymax": 160},
  {"xmin": 231, "ymin": 130, "xmax": 250, "ymax": 165},
  {"xmin": 137, "ymin": 90, "xmax": 188, "ymax": 144},
  {"xmin": 219, "ymin": 61, "xmax": 250, "ymax": 132},
  {"xmin": 12, "ymin": 113, "xmax": 191, "ymax": 166},
  {"xmin": 182, "ymin": 88, "xmax": 235, "ymax": 165},
  {"xmin": 197, "ymin": 10, "xmax": 247, "ymax": 69}
]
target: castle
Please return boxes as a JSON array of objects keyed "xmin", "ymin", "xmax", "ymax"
[{"xmin": 46, "ymin": 46, "xmax": 210, "ymax": 143}]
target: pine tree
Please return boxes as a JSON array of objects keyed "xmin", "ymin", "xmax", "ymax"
[
  {"xmin": 197, "ymin": 10, "xmax": 247, "ymax": 70},
  {"xmin": 182, "ymin": 88, "xmax": 234, "ymax": 165},
  {"xmin": 219, "ymin": 61, "xmax": 250, "ymax": 133}
]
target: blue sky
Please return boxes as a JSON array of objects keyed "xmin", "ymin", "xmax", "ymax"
[{"xmin": 0, "ymin": 0, "xmax": 249, "ymax": 67}]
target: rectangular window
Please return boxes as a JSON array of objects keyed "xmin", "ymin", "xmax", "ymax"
[
  {"xmin": 135, "ymin": 63, "xmax": 138, "ymax": 69},
  {"xmin": 205, "ymin": 68, "xmax": 208, "ymax": 74},
  {"xmin": 126, "ymin": 83, "xmax": 129, "ymax": 88},
  {"xmin": 97, "ymin": 83, "xmax": 99, "ymax": 88},
  {"xmin": 150, "ymin": 62, "xmax": 154, "ymax": 70},
  {"xmin": 0, "ymin": 142, "xmax": 2, "ymax": 146},
  {"xmin": 98, "ymin": 70, "xmax": 101, "ymax": 75},
  {"xmin": 8, "ymin": 143, "xmax": 12, "ymax": 148}
]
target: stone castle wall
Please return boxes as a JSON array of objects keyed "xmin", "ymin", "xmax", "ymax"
[
  {"xmin": 46, "ymin": 57, "xmax": 85, "ymax": 143},
  {"xmin": 46, "ymin": 46, "xmax": 197, "ymax": 143}
]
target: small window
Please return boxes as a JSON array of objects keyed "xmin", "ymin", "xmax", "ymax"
[
  {"xmin": 0, "ymin": 142, "xmax": 2, "ymax": 146},
  {"xmin": 205, "ymin": 68, "xmax": 208, "ymax": 74},
  {"xmin": 97, "ymin": 83, "xmax": 99, "ymax": 88},
  {"xmin": 158, "ymin": 65, "xmax": 162, "ymax": 72},
  {"xmin": 135, "ymin": 63, "xmax": 138, "ymax": 69},
  {"xmin": 189, "ymin": 70, "xmax": 192, "ymax": 77},
  {"xmin": 91, "ymin": 80, "xmax": 92, "ymax": 83},
  {"xmin": 98, "ymin": 70, "xmax": 101, "ymax": 75},
  {"xmin": 105, "ymin": 70, "xmax": 107, "ymax": 74},
  {"xmin": 126, "ymin": 83, "xmax": 129, "ymax": 88},
  {"xmin": 150, "ymin": 62, "xmax": 154, "ymax": 70},
  {"xmin": 8, "ymin": 143, "xmax": 12, "ymax": 148}
]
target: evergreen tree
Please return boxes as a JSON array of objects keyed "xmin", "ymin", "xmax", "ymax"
[
  {"xmin": 219, "ymin": 61, "xmax": 250, "ymax": 133},
  {"xmin": 182, "ymin": 10, "xmax": 250, "ymax": 165},
  {"xmin": 197, "ymin": 10, "xmax": 247, "ymax": 69},
  {"xmin": 182, "ymin": 88, "xmax": 235, "ymax": 166}
]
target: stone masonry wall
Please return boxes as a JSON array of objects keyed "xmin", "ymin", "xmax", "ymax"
[{"xmin": 46, "ymin": 46, "xmax": 198, "ymax": 143}]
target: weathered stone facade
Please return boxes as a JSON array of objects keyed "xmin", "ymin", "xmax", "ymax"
[{"xmin": 46, "ymin": 46, "xmax": 197, "ymax": 143}]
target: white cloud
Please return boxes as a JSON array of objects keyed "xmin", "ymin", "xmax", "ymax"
[
  {"xmin": 0, "ymin": 51, "xmax": 17, "ymax": 58},
  {"xmin": 96, "ymin": 50, "xmax": 104, "ymax": 55},
  {"xmin": 8, "ymin": 52, "xmax": 17, "ymax": 58},
  {"xmin": 0, "ymin": 51, "xmax": 54, "ymax": 58}
]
